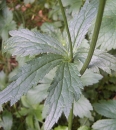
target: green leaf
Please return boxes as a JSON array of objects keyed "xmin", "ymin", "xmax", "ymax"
[
  {"xmin": 33, "ymin": 105, "xmax": 43, "ymax": 122},
  {"xmin": 26, "ymin": 115, "xmax": 34, "ymax": 129},
  {"xmin": 78, "ymin": 126, "xmax": 90, "ymax": 130},
  {"xmin": 24, "ymin": 0, "xmax": 35, "ymax": 4},
  {"xmin": 61, "ymin": 0, "xmax": 82, "ymax": 14},
  {"xmin": 26, "ymin": 84, "xmax": 49, "ymax": 105},
  {"xmin": 79, "ymin": 117, "xmax": 91, "ymax": 128},
  {"xmin": 15, "ymin": 107, "xmax": 30, "ymax": 117},
  {"xmin": 0, "ymin": 71, "xmax": 7, "ymax": 90},
  {"xmin": 54, "ymin": 126, "xmax": 68, "ymax": 130},
  {"xmin": 4, "ymin": 29, "xmax": 66, "ymax": 56},
  {"xmin": 92, "ymin": 119, "xmax": 116, "ymax": 130},
  {"xmin": 74, "ymin": 48, "xmax": 116, "ymax": 74},
  {"xmin": 0, "ymin": 105, "xmax": 2, "ymax": 111},
  {"xmin": 69, "ymin": 0, "xmax": 98, "ymax": 51},
  {"xmin": 0, "ymin": 111, "xmax": 13, "ymax": 130},
  {"xmin": 0, "ymin": 54, "xmax": 63, "ymax": 106},
  {"xmin": 40, "ymin": 22, "xmax": 66, "ymax": 48},
  {"xmin": 73, "ymin": 95, "xmax": 93, "ymax": 119},
  {"xmin": 96, "ymin": 0, "xmax": 116, "ymax": 51},
  {"xmin": 40, "ymin": 22, "xmax": 60, "ymax": 37},
  {"xmin": 105, "ymin": 85, "xmax": 116, "ymax": 92},
  {"xmin": 0, "ymin": 0, "xmax": 6, "ymax": 10},
  {"xmin": 61, "ymin": 0, "xmax": 79, "ymax": 7},
  {"xmin": 90, "ymin": 50, "xmax": 116, "ymax": 74},
  {"xmin": 81, "ymin": 69, "xmax": 103, "ymax": 86},
  {"xmin": 93, "ymin": 100, "xmax": 116, "ymax": 119},
  {"xmin": 45, "ymin": 63, "xmax": 83, "ymax": 130},
  {"xmin": 0, "ymin": 7, "xmax": 16, "ymax": 41}
]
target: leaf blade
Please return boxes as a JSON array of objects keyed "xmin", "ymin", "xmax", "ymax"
[
  {"xmin": 0, "ymin": 54, "xmax": 63, "ymax": 106},
  {"xmin": 92, "ymin": 119, "xmax": 116, "ymax": 130},
  {"xmin": 73, "ymin": 95, "xmax": 93, "ymax": 119},
  {"xmin": 69, "ymin": 0, "xmax": 98, "ymax": 50},
  {"xmin": 81, "ymin": 69, "xmax": 102, "ymax": 86},
  {"xmin": 93, "ymin": 100, "xmax": 116, "ymax": 119},
  {"xmin": 74, "ymin": 48, "xmax": 116, "ymax": 74},
  {"xmin": 89, "ymin": 50, "xmax": 116, "ymax": 74},
  {"xmin": 45, "ymin": 62, "xmax": 83, "ymax": 130},
  {"xmin": 4, "ymin": 29, "xmax": 66, "ymax": 56},
  {"xmin": 96, "ymin": 0, "xmax": 116, "ymax": 51}
]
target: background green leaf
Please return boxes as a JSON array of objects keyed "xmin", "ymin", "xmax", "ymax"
[
  {"xmin": 0, "ymin": 7, "xmax": 16, "ymax": 41},
  {"xmin": 93, "ymin": 100, "xmax": 116, "ymax": 118},
  {"xmin": 26, "ymin": 84, "xmax": 49, "ymax": 105},
  {"xmin": 81, "ymin": 69, "xmax": 102, "ymax": 86},
  {"xmin": 61, "ymin": 0, "xmax": 82, "ymax": 14},
  {"xmin": 54, "ymin": 126, "xmax": 68, "ymax": 130},
  {"xmin": 74, "ymin": 48, "xmax": 116, "ymax": 74},
  {"xmin": 78, "ymin": 126, "xmax": 90, "ymax": 130},
  {"xmin": 0, "ymin": 111, "xmax": 13, "ymax": 130},
  {"xmin": 96, "ymin": 0, "xmax": 116, "ymax": 51},
  {"xmin": 74, "ymin": 95, "xmax": 93, "ymax": 119},
  {"xmin": 92, "ymin": 119, "xmax": 116, "ymax": 130},
  {"xmin": 24, "ymin": 0, "xmax": 35, "ymax": 4}
]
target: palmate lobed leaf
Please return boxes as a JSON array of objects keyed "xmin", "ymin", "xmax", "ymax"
[
  {"xmin": 73, "ymin": 95, "xmax": 93, "ymax": 119},
  {"xmin": 45, "ymin": 62, "xmax": 83, "ymax": 130},
  {"xmin": 89, "ymin": 50, "xmax": 116, "ymax": 74},
  {"xmin": 69, "ymin": 0, "xmax": 99, "ymax": 51},
  {"xmin": 81, "ymin": 69, "xmax": 102, "ymax": 86},
  {"xmin": 3, "ymin": 29, "xmax": 67, "ymax": 57},
  {"xmin": 92, "ymin": 100, "xmax": 116, "ymax": 130},
  {"xmin": 74, "ymin": 48, "xmax": 116, "ymax": 74},
  {"xmin": 92, "ymin": 119, "xmax": 116, "ymax": 130},
  {"xmin": 93, "ymin": 100, "xmax": 116, "ymax": 119},
  {"xmin": 96, "ymin": 0, "xmax": 116, "ymax": 51},
  {"xmin": 0, "ymin": 54, "xmax": 63, "ymax": 106}
]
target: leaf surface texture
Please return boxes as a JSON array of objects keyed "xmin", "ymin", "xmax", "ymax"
[
  {"xmin": 93, "ymin": 100, "xmax": 116, "ymax": 119},
  {"xmin": 92, "ymin": 119, "xmax": 116, "ymax": 130},
  {"xmin": 45, "ymin": 63, "xmax": 83, "ymax": 130},
  {"xmin": 96, "ymin": 0, "xmax": 116, "ymax": 51},
  {"xmin": 0, "ymin": 54, "xmax": 63, "ymax": 105},
  {"xmin": 69, "ymin": 0, "xmax": 98, "ymax": 50},
  {"xmin": 4, "ymin": 29, "xmax": 66, "ymax": 56},
  {"xmin": 74, "ymin": 48, "xmax": 116, "ymax": 74},
  {"xmin": 73, "ymin": 95, "xmax": 93, "ymax": 119}
]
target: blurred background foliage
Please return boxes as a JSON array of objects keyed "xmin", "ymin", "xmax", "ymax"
[{"xmin": 0, "ymin": 0, "xmax": 116, "ymax": 130}]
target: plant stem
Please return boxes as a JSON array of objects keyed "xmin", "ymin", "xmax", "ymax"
[
  {"xmin": 80, "ymin": 0, "xmax": 106, "ymax": 75},
  {"xmin": 68, "ymin": 105, "xmax": 73, "ymax": 130},
  {"xmin": 58, "ymin": 0, "xmax": 73, "ymax": 61}
]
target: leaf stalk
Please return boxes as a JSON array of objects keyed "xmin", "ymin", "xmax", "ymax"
[
  {"xmin": 58, "ymin": 0, "xmax": 73, "ymax": 62},
  {"xmin": 68, "ymin": 105, "xmax": 73, "ymax": 130},
  {"xmin": 80, "ymin": 0, "xmax": 106, "ymax": 75}
]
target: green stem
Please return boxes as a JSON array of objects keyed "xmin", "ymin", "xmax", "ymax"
[
  {"xmin": 80, "ymin": 0, "xmax": 106, "ymax": 75},
  {"xmin": 58, "ymin": 0, "xmax": 73, "ymax": 61},
  {"xmin": 68, "ymin": 105, "xmax": 73, "ymax": 130}
]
